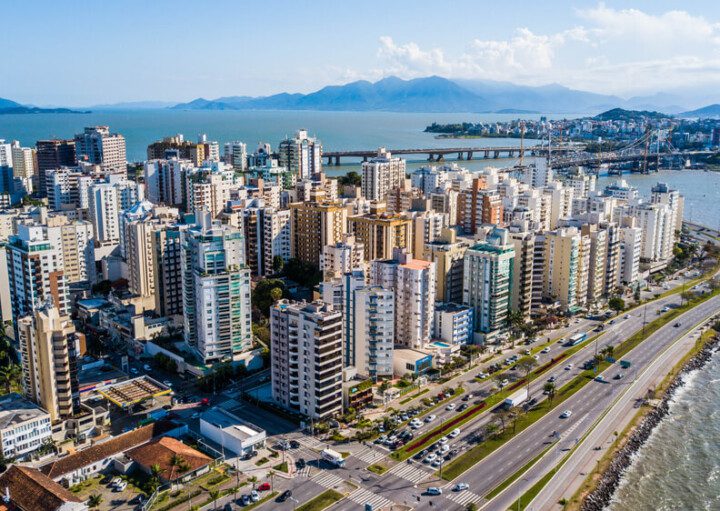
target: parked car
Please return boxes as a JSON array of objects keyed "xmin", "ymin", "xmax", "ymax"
[
  {"xmin": 143, "ymin": 364, "xmax": 152, "ymax": 371},
  {"xmin": 241, "ymin": 494, "xmax": 251, "ymax": 505},
  {"xmin": 115, "ymin": 481, "xmax": 128, "ymax": 492},
  {"xmin": 425, "ymin": 414, "xmax": 436, "ymax": 422},
  {"xmin": 445, "ymin": 403, "xmax": 455, "ymax": 411},
  {"xmin": 449, "ymin": 428, "xmax": 461, "ymax": 438},
  {"xmin": 257, "ymin": 482, "xmax": 271, "ymax": 491},
  {"xmin": 431, "ymin": 458, "xmax": 442, "ymax": 468},
  {"xmin": 414, "ymin": 449, "xmax": 428, "ymax": 460},
  {"xmin": 251, "ymin": 490, "xmax": 260, "ymax": 502},
  {"xmin": 541, "ymin": 347, "xmax": 551, "ymax": 354}
]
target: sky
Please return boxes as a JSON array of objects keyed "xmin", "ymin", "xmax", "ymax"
[{"xmin": 3, "ymin": 0, "xmax": 720, "ymax": 106}]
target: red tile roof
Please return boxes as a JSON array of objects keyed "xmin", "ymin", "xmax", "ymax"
[
  {"xmin": 126, "ymin": 437, "xmax": 212, "ymax": 481},
  {"xmin": 0, "ymin": 465, "xmax": 83, "ymax": 511}
]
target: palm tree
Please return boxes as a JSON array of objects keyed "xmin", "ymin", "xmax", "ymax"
[
  {"xmin": 544, "ymin": 382, "xmax": 556, "ymax": 407},
  {"xmin": 87, "ymin": 494, "xmax": 103, "ymax": 508},
  {"xmin": 168, "ymin": 454, "xmax": 187, "ymax": 481}
]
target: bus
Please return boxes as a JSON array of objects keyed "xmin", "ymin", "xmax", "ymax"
[
  {"xmin": 567, "ymin": 332, "xmax": 588, "ymax": 346},
  {"xmin": 321, "ymin": 448, "xmax": 345, "ymax": 467}
]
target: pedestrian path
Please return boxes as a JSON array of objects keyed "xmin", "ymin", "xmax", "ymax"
[
  {"xmin": 296, "ymin": 465, "xmax": 311, "ymax": 478},
  {"xmin": 443, "ymin": 488, "xmax": 484, "ymax": 507},
  {"xmin": 311, "ymin": 471, "xmax": 345, "ymax": 489},
  {"xmin": 387, "ymin": 462, "xmax": 432, "ymax": 484},
  {"xmin": 352, "ymin": 446, "xmax": 385, "ymax": 464},
  {"xmin": 347, "ymin": 487, "xmax": 395, "ymax": 509}
]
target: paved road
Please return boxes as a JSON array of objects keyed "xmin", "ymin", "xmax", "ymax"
[{"xmin": 477, "ymin": 294, "xmax": 720, "ymax": 511}]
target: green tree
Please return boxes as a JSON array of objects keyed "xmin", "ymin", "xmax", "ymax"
[
  {"xmin": 0, "ymin": 364, "xmax": 21, "ymax": 394},
  {"xmin": 608, "ymin": 297, "xmax": 625, "ymax": 312},
  {"xmin": 338, "ymin": 171, "xmax": 361, "ymax": 187},
  {"xmin": 252, "ymin": 279, "xmax": 288, "ymax": 317},
  {"xmin": 87, "ymin": 494, "xmax": 103, "ymax": 508},
  {"xmin": 516, "ymin": 356, "xmax": 537, "ymax": 397},
  {"xmin": 272, "ymin": 255, "xmax": 285, "ymax": 273}
]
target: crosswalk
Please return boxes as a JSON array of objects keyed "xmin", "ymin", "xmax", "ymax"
[
  {"xmin": 444, "ymin": 488, "xmax": 484, "ymax": 507},
  {"xmin": 387, "ymin": 462, "xmax": 432, "ymax": 484},
  {"xmin": 296, "ymin": 465, "xmax": 311, "ymax": 478},
  {"xmin": 299, "ymin": 436, "xmax": 327, "ymax": 451},
  {"xmin": 352, "ymin": 446, "xmax": 385, "ymax": 464},
  {"xmin": 347, "ymin": 487, "xmax": 394, "ymax": 510},
  {"xmin": 311, "ymin": 471, "xmax": 345, "ymax": 489}
]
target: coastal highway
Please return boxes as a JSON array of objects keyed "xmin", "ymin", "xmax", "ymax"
[
  {"xmin": 474, "ymin": 294, "xmax": 720, "ymax": 511},
  {"xmin": 326, "ymin": 290, "xmax": 693, "ymax": 511}
]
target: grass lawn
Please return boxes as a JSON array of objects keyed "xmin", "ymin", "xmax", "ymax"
[
  {"xmin": 296, "ymin": 489, "xmax": 344, "ymax": 511},
  {"xmin": 367, "ymin": 464, "xmax": 388, "ymax": 475},
  {"xmin": 273, "ymin": 461, "xmax": 289, "ymax": 473}
]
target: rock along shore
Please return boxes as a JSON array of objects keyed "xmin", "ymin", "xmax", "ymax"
[{"xmin": 581, "ymin": 332, "xmax": 720, "ymax": 511}]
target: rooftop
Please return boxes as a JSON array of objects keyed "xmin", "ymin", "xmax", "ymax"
[
  {"xmin": 0, "ymin": 393, "xmax": 49, "ymax": 430},
  {"xmin": 127, "ymin": 437, "xmax": 212, "ymax": 481},
  {"xmin": 0, "ymin": 466, "xmax": 83, "ymax": 511},
  {"xmin": 200, "ymin": 407, "xmax": 264, "ymax": 441},
  {"xmin": 96, "ymin": 376, "xmax": 171, "ymax": 409}
]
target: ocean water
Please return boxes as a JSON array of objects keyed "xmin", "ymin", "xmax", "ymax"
[{"xmin": 610, "ymin": 350, "xmax": 720, "ymax": 511}]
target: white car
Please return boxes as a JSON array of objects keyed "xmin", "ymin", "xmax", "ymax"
[
  {"xmin": 438, "ymin": 436, "xmax": 448, "ymax": 445},
  {"xmin": 477, "ymin": 372, "xmax": 488, "ymax": 379},
  {"xmin": 426, "ymin": 487, "xmax": 443, "ymax": 496},
  {"xmin": 453, "ymin": 483, "xmax": 469, "ymax": 492},
  {"xmin": 130, "ymin": 367, "xmax": 139, "ymax": 374},
  {"xmin": 541, "ymin": 347, "xmax": 551, "ymax": 354},
  {"xmin": 425, "ymin": 414, "xmax": 436, "ymax": 422},
  {"xmin": 143, "ymin": 364, "xmax": 152, "ymax": 371},
  {"xmin": 446, "ymin": 403, "xmax": 455, "ymax": 411},
  {"xmin": 440, "ymin": 444, "xmax": 450, "ymax": 453},
  {"xmin": 115, "ymin": 481, "xmax": 128, "ymax": 492},
  {"xmin": 500, "ymin": 379, "xmax": 509, "ymax": 387},
  {"xmin": 424, "ymin": 453, "xmax": 437, "ymax": 463},
  {"xmin": 449, "ymin": 428, "xmax": 461, "ymax": 438},
  {"xmin": 110, "ymin": 477, "xmax": 122, "ymax": 487},
  {"xmin": 251, "ymin": 490, "xmax": 260, "ymax": 502},
  {"xmin": 560, "ymin": 410, "xmax": 573, "ymax": 418}
]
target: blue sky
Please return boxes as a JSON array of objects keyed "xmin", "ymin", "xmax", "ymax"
[{"xmin": 3, "ymin": 1, "xmax": 720, "ymax": 105}]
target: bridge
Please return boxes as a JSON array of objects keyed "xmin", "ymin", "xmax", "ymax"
[
  {"xmin": 551, "ymin": 150, "xmax": 717, "ymax": 169},
  {"xmin": 322, "ymin": 145, "xmax": 577, "ymax": 165}
]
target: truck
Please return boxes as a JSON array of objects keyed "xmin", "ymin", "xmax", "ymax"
[
  {"xmin": 321, "ymin": 448, "xmax": 345, "ymax": 467},
  {"xmin": 504, "ymin": 388, "xmax": 528, "ymax": 408}
]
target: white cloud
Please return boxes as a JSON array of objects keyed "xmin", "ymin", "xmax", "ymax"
[{"xmin": 369, "ymin": 4, "xmax": 720, "ymax": 97}]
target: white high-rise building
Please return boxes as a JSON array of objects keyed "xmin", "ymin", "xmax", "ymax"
[
  {"xmin": 10, "ymin": 144, "xmax": 36, "ymax": 194},
  {"xmin": 88, "ymin": 182, "xmax": 120, "ymax": 245},
  {"xmin": 619, "ymin": 224, "xmax": 642, "ymax": 284},
  {"xmin": 353, "ymin": 287, "xmax": 394, "ymax": 379},
  {"xmin": 278, "ymin": 129, "xmax": 322, "ymax": 180},
  {"xmin": 361, "ymin": 148, "xmax": 406, "ymax": 202},
  {"xmin": 46, "ymin": 168, "xmax": 93, "ymax": 211},
  {"xmin": 370, "ymin": 249, "xmax": 435, "ymax": 349},
  {"xmin": 143, "ymin": 158, "xmax": 192, "ymax": 206},
  {"xmin": 224, "ymin": 141, "xmax": 248, "ymax": 171},
  {"xmin": 262, "ymin": 208, "xmax": 291, "ymax": 276},
  {"xmin": 320, "ymin": 234, "xmax": 365, "ymax": 279},
  {"xmin": 270, "ymin": 300, "xmax": 343, "ymax": 420},
  {"xmin": 74, "ymin": 126, "xmax": 126, "ymax": 174},
  {"xmin": 181, "ymin": 214, "xmax": 251, "ymax": 364}
]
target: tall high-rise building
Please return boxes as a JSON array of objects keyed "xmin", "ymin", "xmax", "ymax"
[
  {"xmin": 278, "ymin": 129, "xmax": 322, "ymax": 180},
  {"xmin": 153, "ymin": 225, "xmax": 185, "ymax": 317},
  {"xmin": 45, "ymin": 168, "xmax": 93, "ymax": 211},
  {"xmin": 262, "ymin": 208, "xmax": 291, "ymax": 276},
  {"xmin": 88, "ymin": 176, "xmax": 143, "ymax": 246},
  {"xmin": 370, "ymin": 249, "xmax": 435, "ymax": 349},
  {"xmin": 44, "ymin": 214, "xmax": 96, "ymax": 285},
  {"xmin": 543, "ymin": 227, "xmax": 585, "ymax": 312},
  {"xmin": 270, "ymin": 300, "xmax": 343, "ymax": 420},
  {"xmin": 35, "ymin": 139, "xmax": 76, "ymax": 198},
  {"xmin": 353, "ymin": 287, "xmax": 394, "ymax": 379},
  {"xmin": 74, "ymin": 126, "xmax": 126, "ymax": 174},
  {"xmin": 181, "ymin": 214, "xmax": 251, "ymax": 364},
  {"xmin": 18, "ymin": 305, "xmax": 82, "ymax": 424},
  {"xmin": 457, "ymin": 178, "xmax": 504, "ymax": 234},
  {"xmin": 289, "ymin": 201, "xmax": 346, "ymax": 266},
  {"xmin": 320, "ymin": 234, "xmax": 365, "ymax": 279},
  {"xmin": 223, "ymin": 141, "xmax": 248, "ymax": 171},
  {"xmin": 508, "ymin": 229, "xmax": 535, "ymax": 320},
  {"xmin": 361, "ymin": 148, "xmax": 405, "ymax": 202},
  {"xmin": 147, "ymin": 134, "xmax": 205, "ymax": 165},
  {"xmin": 10, "ymin": 143, "xmax": 37, "ymax": 195},
  {"xmin": 348, "ymin": 210, "xmax": 412, "ymax": 261},
  {"xmin": 463, "ymin": 228, "xmax": 515, "ymax": 337},
  {"xmin": 6, "ymin": 223, "xmax": 69, "ymax": 327},
  {"xmin": 422, "ymin": 228, "xmax": 469, "ymax": 303},
  {"xmin": 143, "ymin": 158, "xmax": 192, "ymax": 207},
  {"xmin": 618, "ymin": 222, "xmax": 642, "ymax": 285}
]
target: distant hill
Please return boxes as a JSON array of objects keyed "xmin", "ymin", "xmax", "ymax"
[
  {"xmin": 594, "ymin": 108, "xmax": 669, "ymax": 122},
  {"xmin": 0, "ymin": 97, "xmax": 88, "ymax": 114},
  {"xmin": 680, "ymin": 104, "xmax": 720, "ymax": 118},
  {"xmin": 172, "ymin": 76, "xmax": 634, "ymax": 114},
  {"xmin": 89, "ymin": 100, "xmax": 177, "ymax": 110}
]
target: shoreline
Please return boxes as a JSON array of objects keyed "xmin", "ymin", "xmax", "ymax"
[{"xmin": 580, "ymin": 330, "xmax": 720, "ymax": 511}]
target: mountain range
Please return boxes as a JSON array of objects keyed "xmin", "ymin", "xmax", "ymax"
[
  {"xmin": 0, "ymin": 97, "xmax": 88, "ymax": 114},
  {"xmin": 170, "ymin": 76, "xmax": 711, "ymax": 114},
  {"xmin": 680, "ymin": 104, "xmax": 720, "ymax": 118}
]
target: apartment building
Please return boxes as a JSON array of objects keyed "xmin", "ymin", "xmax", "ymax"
[
  {"xmin": 289, "ymin": 201, "xmax": 347, "ymax": 266},
  {"xmin": 74, "ymin": 126, "xmax": 126, "ymax": 174},
  {"xmin": 278, "ymin": 129, "xmax": 322, "ymax": 180},
  {"xmin": 348, "ymin": 210, "xmax": 412, "ymax": 261},
  {"xmin": 361, "ymin": 148, "xmax": 405, "ymax": 202}
]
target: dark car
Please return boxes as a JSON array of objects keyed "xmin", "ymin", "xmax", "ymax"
[
  {"xmin": 224, "ymin": 504, "xmax": 233, "ymax": 511},
  {"xmin": 296, "ymin": 458, "xmax": 306, "ymax": 469},
  {"xmin": 278, "ymin": 490, "xmax": 293, "ymax": 502},
  {"xmin": 458, "ymin": 404, "xmax": 468, "ymax": 412},
  {"xmin": 414, "ymin": 449, "xmax": 429, "ymax": 460},
  {"xmin": 674, "ymin": 322, "xmax": 681, "ymax": 327},
  {"xmin": 290, "ymin": 440, "xmax": 301, "ymax": 449}
]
